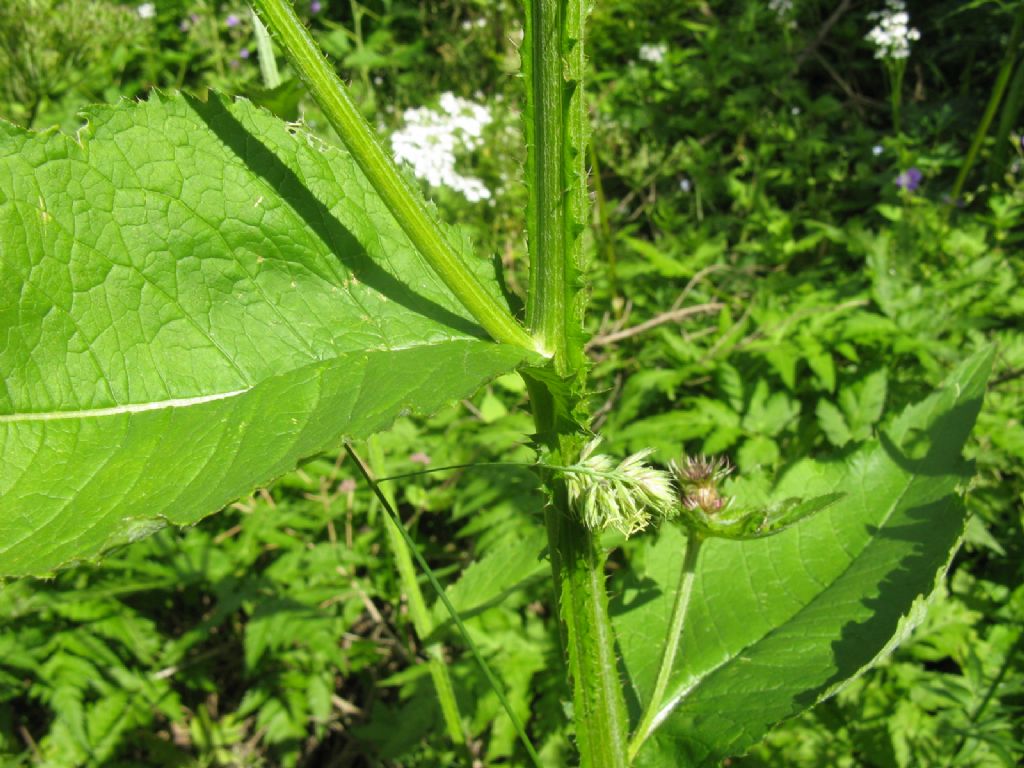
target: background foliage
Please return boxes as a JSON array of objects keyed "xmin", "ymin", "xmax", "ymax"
[{"xmin": 1, "ymin": 0, "xmax": 1021, "ymax": 765}]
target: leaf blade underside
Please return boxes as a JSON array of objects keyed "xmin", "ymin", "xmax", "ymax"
[{"xmin": 0, "ymin": 93, "xmax": 531, "ymax": 577}]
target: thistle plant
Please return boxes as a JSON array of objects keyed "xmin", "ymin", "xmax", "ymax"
[
  {"xmin": 0, "ymin": 1, "xmax": 995, "ymax": 766},
  {"xmin": 671, "ymin": 454, "xmax": 733, "ymax": 515}
]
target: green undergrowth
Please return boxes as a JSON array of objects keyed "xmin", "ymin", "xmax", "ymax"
[{"xmin": 1, "ymin": 0, "xmax": 1022, "ymax": 765}]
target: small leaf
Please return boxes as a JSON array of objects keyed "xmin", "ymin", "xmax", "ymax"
[
  {"xmin": 816, "ymin": 398, "xmax": 853, "ymax": 447},
  {"xmin": 804, "ymin": 340, "xmax": 837, "ymax": 393},
  {"xmin": 742, "ymin": 379, "xmax": 800, "ymax": 437},
  {"xmin": 433, "ymin": 529, "xmax": 547, "ymax": 628},
  {"xmin": 838, "ymin": 368, "xmax": 888, "ymax": 439}
]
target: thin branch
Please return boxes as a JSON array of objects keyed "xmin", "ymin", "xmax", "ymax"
[
  {"xmin": 586, "ymin": 303, "xmax": 724, "ymax": 349},
  {"xmin": 796, "ymin": 0, "xmax": 853, "ymax": 66},
  {"xmin": 992, "ymin": 366, "xmax": 1024, "ymax": 387}
]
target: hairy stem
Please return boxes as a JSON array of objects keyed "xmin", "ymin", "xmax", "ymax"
[
  {"xmin": 524, "ymin": 0, "xmax": 587, "ymax": 372},
  {"xmin": 549, "ymin": 502, "xmax": 630, "ymax": 768},
  {"xmin": 250, "ymin": 0, "xmax": 535, "ymax": 351},
  {"xmin": 628, "ymin": 533, "xmax": 703, "ymax": 760},
  {"xmin": 523, "ymin": 2, "xmax": 629, "ymax": 764}
]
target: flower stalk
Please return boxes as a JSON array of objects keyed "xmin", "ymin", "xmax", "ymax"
[{"xmin": 628, "ymin": 532, "xmax": 704, "ymax": 761}]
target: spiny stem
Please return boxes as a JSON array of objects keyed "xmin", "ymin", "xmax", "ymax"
[
  {"xmin": 545, "ymin": 495, "xmax": 631, "ymax": 768},
  {"xmin": 523, "ymin": 0, "xmax": 587, "ymax": 372},
  {"xmin": 522, "ymin": 0, "xmax": 628, "ymax": 762},
  {"xmin": 249, "ymin": 0, "xmax": 536, "ymax": 352},
  {"xmin": 628, "ymin": 533, "xmax": 704, "ymax": 761}
]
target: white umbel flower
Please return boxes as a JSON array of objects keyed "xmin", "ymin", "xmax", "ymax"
[
  {"xmin": 769, "ymin": 0, "xmax": 796, "ymax": 27},
  {"xmin": 136, "ymin": 2, "xmax": 155, "ymax": 19},
  {"xmin": 390, "ymin": 93, "xmax": 493, "ymax": 202},
  {"xmin": 866, "ymin": 0, "xmax": 921, "ymax": 60},
  {"xmin": 638, "ymin": 43, "xmax": 668, "ymax": 65}
]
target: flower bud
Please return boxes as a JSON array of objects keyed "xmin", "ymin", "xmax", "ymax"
[{"xmin": 669, "ymin": 454, "xmax": 839, "ymax": 540}]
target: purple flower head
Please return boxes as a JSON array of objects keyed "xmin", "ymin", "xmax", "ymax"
[
  {"xmin": 310, "ymin": 0, "xmax": 322, "ymax": 13},
  {"xmin": 895, "ymin": 167, "xmax": 922, "ymax": 192},
  {"xmin": 225, "ymin": 13, "xmax": 240, "ymax": 27},
  {"xmin": 239, "ymin": 47, "xmax": 250, "ymax": 59}
]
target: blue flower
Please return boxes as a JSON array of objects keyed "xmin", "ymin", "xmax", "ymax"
[
  {"xmin": 225, "ymin": 13, "xmax": 240, "ymax": 28},
  {"xmin": 895, "ymin": 167, "xmax": 922, "ymax": 192}
]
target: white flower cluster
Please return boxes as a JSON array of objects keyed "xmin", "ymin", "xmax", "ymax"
[
  {"xmin": 638, "ymin": 43, "xmax": 668, "ymax": 65},
  {"xmin": 136, "ymin": 2, "xmax": 155, "ymax": 19},
  {"xmin": 866, "ymin": 0, "xmax": 921, "ymax": 60},
  {"xmin": 769, "ymin": 0, "xmax": 794, "ymax": 19},
  {"xmin": 390, "ymin": 92, "xmax": 493, "ymax": 202}
]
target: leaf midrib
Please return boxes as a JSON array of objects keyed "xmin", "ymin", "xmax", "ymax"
[
  {"xmin": 0, "ymin": 389, "xmax": 252, "ymax": 422},
  {"xmin": 0, "ymin": 337, "xmax": 495, "ymax": 421}
]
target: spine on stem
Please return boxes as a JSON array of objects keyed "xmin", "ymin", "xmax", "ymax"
[
  {"xmin": 524, "ymin": 0, "xmax": 588, "ymax": 373},
  {"xmin": 523, "ymin": 2, "xmax": 629, "ymax": 766}
]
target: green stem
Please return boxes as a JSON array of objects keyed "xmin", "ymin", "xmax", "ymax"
[
  {"xmin": 545, "ymin": 484, "xmax": 630, "ymax": 768},
  {"xmin": 249, "ymin": 0, "xmax": 535, "ymax": 352},
  {"xmin": 628, "ymin": 533, "xmax": 703, "ymax": 761},
  {"xmin": 522, "ymin": 2, "xmax": 627, "ymax": 765},
  {"xmin": 951, "ymin": 5, "xmax": 1024, "ymax": 203},
  {"xmin": 985, "ymin": 55, "xmax": 1024, "ymax": 182},
  {"xmin": 523, "ymin": 0, "xmax": 587, "ymax": 372},
  {"xmin": 365, "ymin": 437, "xmax": 467, "ymax": 750}
]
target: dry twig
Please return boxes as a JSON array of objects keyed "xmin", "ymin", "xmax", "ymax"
[{"xmin": 587, "ymin": 302, "xmax": 724, "ymax": 349}]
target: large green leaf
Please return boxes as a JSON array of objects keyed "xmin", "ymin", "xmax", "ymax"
[
  {"xmin": 0, "ymin": 93, "xmax": 532, "ymax": 578},
  {"xmin": 612, "ymin": 349, "xmax": 992, "ymax": 766}
]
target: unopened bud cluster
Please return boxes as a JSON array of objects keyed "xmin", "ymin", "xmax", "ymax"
[
  {"xmin": 670, "ymin": 455, "xmax": 733, "ymax": 515},
  {"xmin": 564, "ymin": 439, "xmax": 675, "ymax": 538}
]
